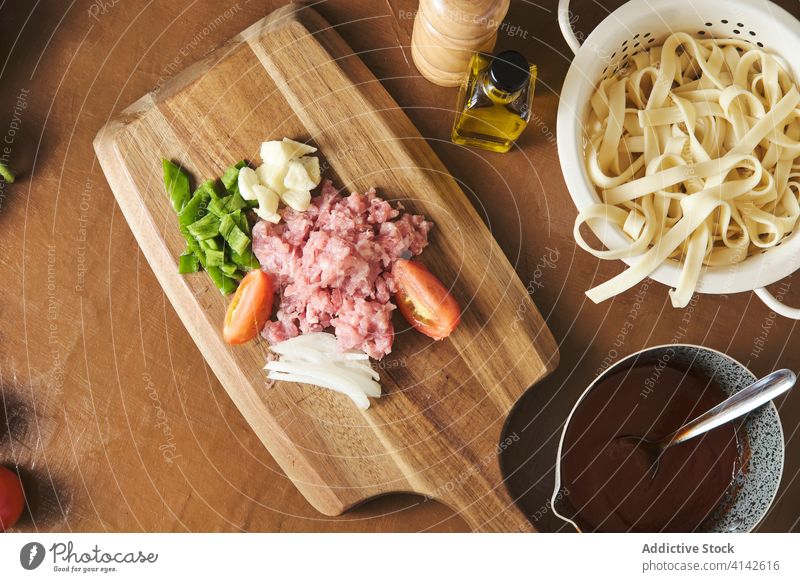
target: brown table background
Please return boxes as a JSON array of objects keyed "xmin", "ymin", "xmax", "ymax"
[{"xmin": 1, "ymin": 0, "xmax": 798, "ymax": 532}]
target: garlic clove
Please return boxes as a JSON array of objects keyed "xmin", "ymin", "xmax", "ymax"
[
  {"xmin": 281, "ymin": 188, "xmax": 312, "ymax": 212},
  {"xmin": 261, "ymin": 212, "xmax": 282, "ymax": 224},
  {"xmin": 253, "ymin": 184, "xmax": 281, "ymax": 221},
  {"xmin": 256, "ymin": 163, "xmax": 287, "ymax": 195},
  {"xmin": 260, "ymin": 138, "xmax": 316, "ymax": 166},
  {"xmin": 237, "ymin": 167, "xmax": 259, "ymax": 201},
  {"xmin": 281, "ymin": 137, "xmax": 317, "ymax": 158},
  {"xmin": 283, "ymin": 159, "xmax": 317, "ymax": 192},
  {"xmin": 298, "ymin": 156, "xmax": 321, "ymax": 185}
]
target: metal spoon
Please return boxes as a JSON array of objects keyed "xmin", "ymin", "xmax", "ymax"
[{"xmin": 616, "ymin": 368, "xmax": 796, "ymax": 477}]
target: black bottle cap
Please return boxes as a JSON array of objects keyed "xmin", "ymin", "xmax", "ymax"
[{"xmin": 489, "ymin": 50, "xmax": 530, "ymax": 93}]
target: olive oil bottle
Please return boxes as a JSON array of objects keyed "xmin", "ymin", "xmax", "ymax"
[{"xmin": 451, "ymin": 50, "xmax": 537, "ymax": 153}]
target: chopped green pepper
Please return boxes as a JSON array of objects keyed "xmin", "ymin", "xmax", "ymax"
[
  {"xmin": 195, "ymin": 179, "xmax": 222, "ymax": 201},
  {"xmin": 206, "ymin": 267, "xmax": 238, "ymax": 294},
  {"xmin": 205, "ymin": 249, "xmax": 225, "ymax": 268},
  {"xmin": 220, "ymin": 261, "xmax": 239, "ymax": 276},
  {"xmin": 199, "ymin": 237, "xmax": 220, "ymax": 251},
  {"xmin": 230, "ymin": 249, "xmax": 260, "ymax": 270},
  {"xmin": 178, "ymin": 190, "xmax": 210, "ymax": 227},
  {"xmin": 231, "ymin": 209, "xmax": 250, "ymax": 235},
  {"xmin": 162, "ymin": 159, "xmax": 191, "ymax": 212},
  {"xmin": 178, "ymin": 252, "xmax": 200, "ymax": 274},
  {"xmin": 221, "ymin": 161, "xmax": 246, "ymax": 193},
  {"xmin": 219, "ymin": 216, "xmax": 251, "ymax": 257},
  {"xmin": 209, "ymin": 192, "xmax": 249, "ymax": 217},
  {"xmin": 161, "ymin": 158, "xmax": 260, "ymax": 295},
  {"xmin": 228, "ymin": 229, "xmax": 251, "ymax": 257},
  {"xmin": 187, "ymin": 213, "xmax": 221, "ymax": 240}
]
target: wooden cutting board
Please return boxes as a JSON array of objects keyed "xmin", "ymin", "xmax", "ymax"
[{"xmin": 93, "ymin": 3, "xmax": 558, "ymax": 532}]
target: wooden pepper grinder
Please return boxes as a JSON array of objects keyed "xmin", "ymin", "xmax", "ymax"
[{"xmin": 411, "ymin": 0, "xmax": 510, "ymax": 87}]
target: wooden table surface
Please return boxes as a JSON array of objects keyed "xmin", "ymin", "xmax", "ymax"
[{"xmin": 1, "ymin": 0, "xmax": 799, "ymax": 532}]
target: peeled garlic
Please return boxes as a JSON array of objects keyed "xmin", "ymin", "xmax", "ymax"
[
  {"xmin": 281, "ymin": 137, "xmax": 317, "ymax": 157},
  {"xmin": 260, "ymin": 138, "xmax": 317, "ymax": 167},
  {"xmin": 298, "ymin": 156, "xmax": 321, "ymax": 184},
  {"xmin": 253, "ymin": 184, "xmax": 281, "ymax": 222},
  {"xmin": 249, "ymin": 137, "xmax": 323, "ymax": 222},
  {"xmin": 256, "ymin": 163, "xmax": 287, "ymax": 195},
  {"xmin": 237, "ymin": 167, "xmax": 259, "ymax": 201},
  {"xmin": 281, "ymin": 188, "xmax": 312, "ymax": 212},
  {"xmin": 284, "ymin": 159, "xmax": 317, "ymax": 192}
]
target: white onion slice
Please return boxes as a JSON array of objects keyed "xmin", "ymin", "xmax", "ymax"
[
  {"xmin": 265, "ymin": 361, "xmax": 380, "ymax": 398},
  {"xmin": 267, "ymin": 371, "xmax": 370, "ymax": 410},
  {"xmin": 266, "ymin": 332, "xmax": 381, "ymax": 409}
]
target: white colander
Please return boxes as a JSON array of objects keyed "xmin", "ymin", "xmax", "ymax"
[{"xmin": 556, "ymin": 0, "xmax": 800, "ymax": 318}]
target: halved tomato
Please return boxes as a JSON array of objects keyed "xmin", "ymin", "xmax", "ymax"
[
  {"xmin": 223, "ymin": 270, "xmax": 273, "ymax": 345},
  {"xmin": 393, "ymin": 259, "xmax": 461, "ymax": 340}
]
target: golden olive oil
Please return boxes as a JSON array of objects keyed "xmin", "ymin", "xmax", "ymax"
[{"xmin": 451, "ymin": 51, "xmax": 537, "ymax": 153}]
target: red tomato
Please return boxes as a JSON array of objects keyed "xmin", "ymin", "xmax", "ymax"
[
  {"xmin": 393, "ymin": 259, "xmax": 461, "ymax": 340},
  {"xmin": 0, "ymin": 465, "xmax": 25, "ymax": 532},
  {"xmin": 223, "ymin": 270, "xmax": 273, "ymax": 345}
]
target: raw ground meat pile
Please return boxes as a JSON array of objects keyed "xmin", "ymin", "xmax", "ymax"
[{"xmin": 252, "ymin": 180, "xmax": 433, "ymax": 359}]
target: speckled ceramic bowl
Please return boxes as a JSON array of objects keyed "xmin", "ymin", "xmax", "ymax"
[{"xmin": 551, "ymin": 344, "xmax": 785, "ymax": 532}]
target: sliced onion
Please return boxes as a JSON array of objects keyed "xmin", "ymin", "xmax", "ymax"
[
  {"xmin": 265, "ymin": 361, "xmax": 381, "ymax": 398},
  {"xmin": 266, "ymin": 332, "xmax": 381, "ymax": 409},
  {"xmin": 267, "ymin": 371, "xmax": 371, "ymax": 410}
]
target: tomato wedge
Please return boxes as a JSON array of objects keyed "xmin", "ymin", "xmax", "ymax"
[
  {"xmin": 393, "ymin": 259, "xmax": 461, "ymax": 340},
  {"xmin": 223, "ymin": 270, "xmax": 273, "ymax": 345}
]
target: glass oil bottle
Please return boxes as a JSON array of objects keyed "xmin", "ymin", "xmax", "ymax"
[{"xmin": 451, "ymin": 50, "xmax": 537, "ymax": 153}]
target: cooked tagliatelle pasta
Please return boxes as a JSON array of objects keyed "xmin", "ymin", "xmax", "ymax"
[{"xmin": 575, "ymin": 32, "xmax": 800, "ymax": 307}]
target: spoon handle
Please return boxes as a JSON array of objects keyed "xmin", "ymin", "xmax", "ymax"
[{"xmin": 665, "ymin": 369, "xmax": 796, "ymax": 447}]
